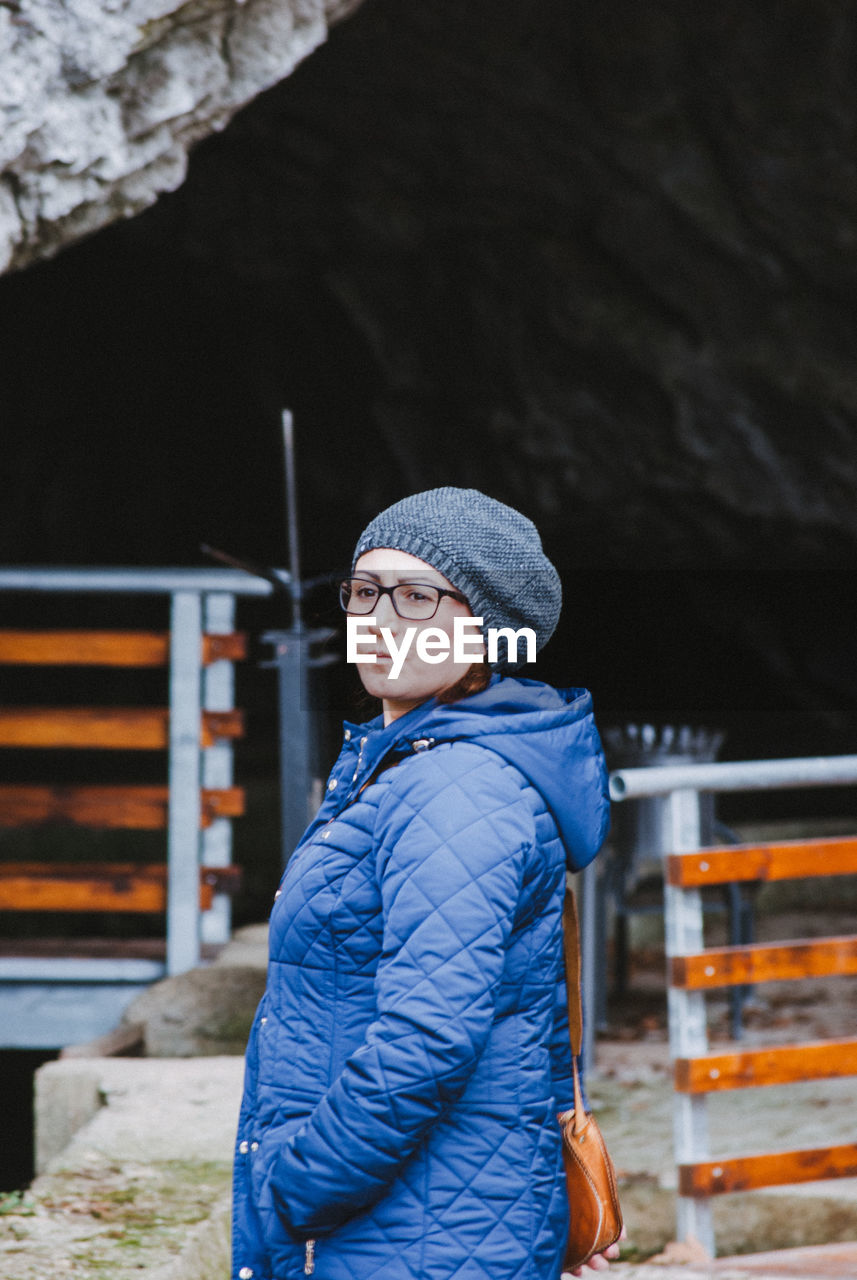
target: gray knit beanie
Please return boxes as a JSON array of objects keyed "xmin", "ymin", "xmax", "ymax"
[{"xmin": 351, "ymin": 487, "xmax": 562, "ymax": 667}]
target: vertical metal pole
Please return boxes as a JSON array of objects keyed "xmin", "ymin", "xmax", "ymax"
[
  {"xmin": 273, "ymin": 408, "xmax": 313, "ymax": 865},
  {"xmin": 282, "ymin": 409, "xmax": 302, "ymax": 633},
  {"xmin": 664, "ymin": 787, "xmax": 714, "ymax": 1256},
  {"xmin": 167, "ymin": 591, "xmax": 203, "ymax": 975},
  {"xmin": 593, "ymin": 855, "xmax": 609, "ymax": 1033},
  {"xmin": 200, "ymin": 591, "xmax": 235, "ymax": 946},
  {"xmin": 266, "ymin": 629, "xmax": 312, "ymax": 865},
  {"xmin": 578, "ymin": 861, "xmax": 598, "ymax": 1072}
]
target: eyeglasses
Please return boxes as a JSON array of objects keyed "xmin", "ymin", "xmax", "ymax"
[{"xmin": 339, "ymin": 577, "xmax": 469, "ymax": 621}]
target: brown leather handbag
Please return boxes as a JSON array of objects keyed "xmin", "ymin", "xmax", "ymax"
[{"xmin": 558, "ymin": 890, "xmax": 624, "ymax": 1271}]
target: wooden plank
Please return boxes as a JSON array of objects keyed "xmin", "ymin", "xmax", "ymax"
[
  {"xmin": 0, "ymin": 938, "xmax": 168, "ymax": 959},
  {"xmin": 675, "ymin": 1038, "xmax": 857, "ymax": 1093},
  {"xmin": 202, "ymin": 632, "xmax": 247, "ymax": 665},
  {"xmin": 0, "ymin": 863, "xmax": 173, "ymax": 912},
  {"xmin": 0, "ymin": 630, "xmax": 247, "ymax": 668},
  {"xmin": 679, "ymin": 1144, "xmax": 857, "ymax": 1196},
  {"xmin": 0, "ymin": 630, "xmax": 170, "ymax": 666},
  {"xmin": 666, "ymin": 837, "xmax": 857, "ymax": 887},
  {"xmin": 0, "ymin": 863, "xmax": 238, "ymax": 912},
  {"xmin": 0, "ymin": 785, "xmax": 170, "ymax": 828},
  {"xmin": 0, "ymin": 708, "xmax": 243, "ymax": 749},
  {"xmin": 671, "ymin": 936, "xmax": 857, "ymax": 989},
  {"xmin": 200, "ymin": 865, "xmax": 243, "ymax": 896},
  {"xmin": 0, "ymin": 938, "xmax": 222, "ymax": 960},
  {"xmin": 0, "ymin": 785, "xmax": 245, "ymax": 829},
  {"xmin": 201, "ymin": 710, "xmax": 245, "ymax": 745},
  {"xmin": 0, "ymin": 708, "xmax": 170, "ymax": 748},
  {"xmin": 200, "ymin": 786, "xmax": 245, "ymax": 826}
]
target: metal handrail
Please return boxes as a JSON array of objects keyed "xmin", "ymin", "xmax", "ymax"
[
  {"xmin": 0, "ymin": 566, "xmax": 282, "ymax": 594},
  {"xmin": 610, "ymin": 753, "xmax": 857, "ymax": 800}
]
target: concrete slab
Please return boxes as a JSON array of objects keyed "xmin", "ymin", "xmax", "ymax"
[
  {"xmin": 713, "ymin": 1242, "xmax": 857, "ymax": 1276},
  {"xmin": 608, "ymin": 1242, "xmax": 857, "ymax": 1279},
  {"xmin": 35, "ymin": 1055, "xmax": 245, "ymax": 1173},
  {"xmin": 0, "ymin": 1056, "xmax": 245, "ymax": 1280}
]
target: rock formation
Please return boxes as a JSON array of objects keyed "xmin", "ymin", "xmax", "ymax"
[
  {"xmin": 79, "ymin": 0, "xmax": 855, "ymax": 573},
  {"xmin": 0, "ymin": 0, "xmax": 361, "ymax": 271}
]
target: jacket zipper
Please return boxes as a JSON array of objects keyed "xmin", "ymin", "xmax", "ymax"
[
  {"xmin": 346, "ymin": 734, "xmax": 368, "ymax": 797},
  {"xmin": 301, "ymin": 735, "xmax": 413, "ymax": 1280},
  {"xmin": 288, "ymin": 735, "xmax": 369, "ymax": 868},
  {"xmin": 291, "ymin": 734, "xmax": 366, "ymax": 1280}
]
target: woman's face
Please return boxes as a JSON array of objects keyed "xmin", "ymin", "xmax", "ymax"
[{"xmin": 350, "ymin": 549, "xmax": 484, "ymax": 724}]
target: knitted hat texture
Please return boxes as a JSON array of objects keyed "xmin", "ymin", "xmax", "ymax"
[{"xmin": 351, "ymin": 487, "xmax": 561, "ymax": 666}]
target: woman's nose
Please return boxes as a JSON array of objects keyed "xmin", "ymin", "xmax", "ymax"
[{"xmin": 371, "ymin": 592, "xmax": 399, "ymax": 627}]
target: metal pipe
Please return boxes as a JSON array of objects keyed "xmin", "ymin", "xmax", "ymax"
[
  {"xmin": 201, "ymin": 591, "xmax": 237, "ymax": 947},
  {"xmin": 578, "ymin": 861, "xmax": 598, "ymax": 1072},
  {"xmin": 663, "ymin": 788, "xmax": 714, "ymax": 1256},
  {"xmin": 0, "ymin": 958, "xmax": 165, "ymax": 982},
  {"xmin": 610, "ymin": 753, "xmax": 857, "ymax": 800},
  {"xmin": 264, "ymin": 628, "xmax": 313, "ymax": 867},
  {"xmin": 0, "ymin": 566, "xmax": 284, "ymax": 595},
  {"xmin": 167, "ymin": 591, "xmax": 204, "ymax": 976},
  {"xmin": 282, "ymin": 409, "xmax": 302, "ymax": 631}
]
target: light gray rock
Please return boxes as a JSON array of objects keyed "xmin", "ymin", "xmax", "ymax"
[
  {"xmin": 0, "ymin": 0, "xmax": 362, "ymax": 272},
  {"xmin": 121, "ymin": 963, "xmax": 267, "ymax": 1056},
  {"xmin": 211, "ymin": 920, "xmax": 269, "ymax": 970}
]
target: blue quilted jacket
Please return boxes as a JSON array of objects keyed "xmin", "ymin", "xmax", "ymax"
[{"xmin": 232, "ymin": 675, "xmax": 609, "ymax": 1280}]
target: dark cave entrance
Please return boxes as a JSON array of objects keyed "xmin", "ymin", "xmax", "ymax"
[{"xmin": 1, "ymin": 0, "xmax": 856, "ymax": 838}]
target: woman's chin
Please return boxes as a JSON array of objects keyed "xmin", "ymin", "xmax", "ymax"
[
  {"xmin": 357, "ymin": 664, "xmax": 396, "ymax": 696},
  {"xmin": 362, "ymin": 680, "xmax": 426, "ymax": 709},
  {"xmin": 357, "ymin": 668, "xmax": 444, "ymax": 709}
]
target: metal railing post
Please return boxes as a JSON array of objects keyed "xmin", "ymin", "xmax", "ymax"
[
  {"xmin": 263, "ymin": 628, "xmax": 312, "ymax": 865},
  {"xmin": 663, "ymin": 787, "xmax": 714, "ymax": 1256},
  {"xmin": 167, "ymin": 590, "xmax": 204, "ymax": 975},
  {"xmin": 200, "ymin": 591, "xmax": 236, "ymax": 945},
  {"xmin": 578, "ymin": 860, "xmax": 599, "ymax": 1072}
]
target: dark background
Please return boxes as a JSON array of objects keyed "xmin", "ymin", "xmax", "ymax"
[{"xmin": 2, "ymin": 0, "xmax": 856, "ymax": 842}]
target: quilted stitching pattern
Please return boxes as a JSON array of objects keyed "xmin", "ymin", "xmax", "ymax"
[{"xmin": 233, "ymin": 678, "xmax": 608, "ymax": 1280}]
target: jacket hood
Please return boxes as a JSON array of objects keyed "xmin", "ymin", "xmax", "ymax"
[{"xmin": 347, "ymin": 675, "xmax": 610, "ymax": 872}]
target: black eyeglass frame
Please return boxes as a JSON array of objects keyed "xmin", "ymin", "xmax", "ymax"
[{"xmin": 339, "ymin": 576, "xmax": 469, "ymax": 621}]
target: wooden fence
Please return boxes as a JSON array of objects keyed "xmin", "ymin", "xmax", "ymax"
[{"xmin": 0, "ymin": 567, "xmax": 277, "ymax": 1048}]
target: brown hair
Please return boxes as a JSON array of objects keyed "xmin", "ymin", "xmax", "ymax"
[{"xmin": 435, "ymin": 661, "xmax": 492, "ymax": 705}]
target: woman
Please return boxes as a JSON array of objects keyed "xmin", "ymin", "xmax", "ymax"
[{"xmin": 233, "ymin": 487, "xmax": 616, "ymax": 1280}]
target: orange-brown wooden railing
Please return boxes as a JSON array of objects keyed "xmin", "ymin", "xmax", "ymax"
[
  {"xmin": 0, "ymin": 627, "xmax": 246, "ymax": 939},
  {"xmin": 667, "ymin": 835, "xmax": 857, "ymax": 1211}
]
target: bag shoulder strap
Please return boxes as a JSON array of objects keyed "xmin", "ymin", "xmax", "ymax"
[{"xmin": 562, "ymin": 887, "xmax": 584, "ymax": 1059}]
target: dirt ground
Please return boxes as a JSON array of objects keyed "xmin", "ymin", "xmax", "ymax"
[{"xmin": 601, "ymin": 907, "xmax": 857, "ymax": 1055}]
